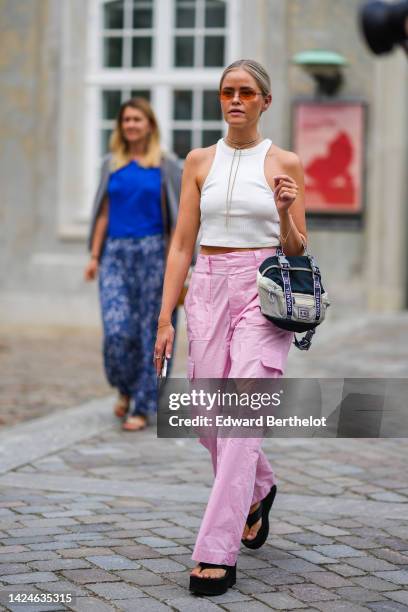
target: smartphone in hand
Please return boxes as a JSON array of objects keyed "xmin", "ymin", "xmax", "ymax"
[{"xmin": 158, "ymin": 357, "xmax": 168, "ymax": 380}]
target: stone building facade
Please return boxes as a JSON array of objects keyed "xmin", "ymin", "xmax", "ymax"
[{"xmin": 1, "ymin": 0, "xmax": 407, "ymax": 326}]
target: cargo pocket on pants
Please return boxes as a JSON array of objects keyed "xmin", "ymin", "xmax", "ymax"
[
  {"xmin": 260, "ymin": 347, "xmax": 284, "ymax": 377},
  {"xmin": 184, "ymin": 272, "xmax": 213, "ymax": 340}
]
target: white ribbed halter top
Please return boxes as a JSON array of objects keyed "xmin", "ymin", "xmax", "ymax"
[{"xmin": 199, "ymin": 137, "xmax": 280, "ymax": 248}]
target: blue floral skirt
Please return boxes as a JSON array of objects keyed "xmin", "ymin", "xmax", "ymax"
[{"xmin": 99, "ymin": 234, "xmax": 174, "ymax": 415}]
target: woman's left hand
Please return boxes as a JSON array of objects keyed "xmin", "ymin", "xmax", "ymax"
[
  {"xmin": 153, "ymin": 324, "xmax": 175, "ymax": 376},
  {"xmin": 273, "ymin": 174, "xmax": 299, "ymax": 213}
]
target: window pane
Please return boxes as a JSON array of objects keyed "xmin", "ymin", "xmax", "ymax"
[
  {"xmin": 130, "ymin": 89, "xmax": 151, "ymax": 101},
  {"xmin": 205, "ymin": 0, "xmax": 226, "ymax": 27},
  {"xmin": 132, "ymin": 37, "xmax": 152, "ymax": 66},
  {"xmin": 103, "ymin": 37, "xmax": 123, "ymax": 67},
  {"xmin": 101, "ymin": 129, "xmax": 112, "ymax": 155},
  {"xmin": 204, "ymin": 35, "xmax": 224, "ymax": 66},
  {"xmin": 133, "ymin": 8, "xmax": 153, "ymax": 28},
  {"xmin": 104, "ymin": 0, "xmax": 124, "ymax": 29},
  {"xmin": 176, "ymin": 0, "xmax": 195, "ymax": 27},
  {"xmin": 203, "ymin": 90, "xmax": 222, "ymax": 120},
  {"xmin": 202, "ymin": 130, "xmax": 222, "ymax": 148},
  {"xmin": 173, "ymin": 90, "xmax": 193, "ymax": 120},
  {"xmin": 175, "ymin": 36, "xmax": 194, "ymax": 67},
  {"xmin": 173, "ymin": 130, "xmax": 192, "ymax": 158},
  {"xmin": 102, "ymin": 90, "xmax": 122, "ymax": 120}
]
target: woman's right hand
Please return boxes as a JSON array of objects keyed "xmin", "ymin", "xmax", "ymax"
[
  {"xmin": 84, "ymin": 258, "xmax": 99, "ymax": 281},
  {"xmin": 154, "ymin": 323, "xmax": 175, "ymax": 376}
]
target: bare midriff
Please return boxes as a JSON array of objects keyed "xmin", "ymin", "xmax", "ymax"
[{"xmin": 199, "ymin": 245, "xmax": 270, "ymax": 255}]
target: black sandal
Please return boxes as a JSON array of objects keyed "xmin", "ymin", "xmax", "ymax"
[
  {"xmin": 242, "ymin": 484, "xmax": 277, "ymax": 550},
  {"xmin": 189, "ymin": 562, "xmax": 236, "ymax": 596}
]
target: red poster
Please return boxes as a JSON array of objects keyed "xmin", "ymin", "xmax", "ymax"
[{"xmin": 293, "ymin": 102, "xmax": 365, "ymax": 214}]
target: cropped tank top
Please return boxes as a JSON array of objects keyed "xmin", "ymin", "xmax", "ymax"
[{"xmin": 199, "ymin": 137, "xmax": 280, "ymax": 247}]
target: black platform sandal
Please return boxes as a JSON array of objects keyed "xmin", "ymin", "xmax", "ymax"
[
  {"xmin": 189, "ymin": 562, "xmax": 236, "ymax": 596},
  {"xmin": 242, "ymin": 484, "xmax": 277, "ymax": 550}
]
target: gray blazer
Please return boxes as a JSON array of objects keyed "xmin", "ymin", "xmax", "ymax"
[{"xmin": 88, "ymin": 152, "xmax": 182, "ymax": 251}]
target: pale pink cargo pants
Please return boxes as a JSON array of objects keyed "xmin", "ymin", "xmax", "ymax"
[{"xmin": 184, "ymin": 249, "xmax": 293, "ymax": 566}]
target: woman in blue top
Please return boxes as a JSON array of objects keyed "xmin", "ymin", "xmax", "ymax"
[{"xmin": 85, "ymin": 97, "xmax": 181, "ymax": 430}]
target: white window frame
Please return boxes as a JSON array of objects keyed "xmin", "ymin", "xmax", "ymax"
[
  {"xmin": 171, "ymin": 87, "xmax": 225, "ymax": 153},
  {"xmin": 57, "ymin": 0, "xmax": 240, "ymax": 239},
  {"xmin": 101, "ymin": 0, "xmax": 156, "ymax": 69},
  {"xmin": 173, "ymin": 0, "xmax": 228, "ymax": 68}
]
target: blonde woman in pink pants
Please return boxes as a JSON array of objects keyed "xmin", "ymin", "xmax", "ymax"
[{"xmin": 154, "ymin": 59, "xmax": 307, "ymax": 597}]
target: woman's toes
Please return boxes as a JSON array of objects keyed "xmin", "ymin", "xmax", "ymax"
[
  {"xmin": 247, "ymin": 518, "xmax": 261, "ymax": 539},
  {"xmin": 191, "ymin": 566, "xmax": 226, "ymax": 579},
  {"xmin": 242, "ymin": 502, "xmax": 262, "ymax": 540},
  {"xmin": 201, "ymin": 568, "xmax": 226, "ymax": 579}
]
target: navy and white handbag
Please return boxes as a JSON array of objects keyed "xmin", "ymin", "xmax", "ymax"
[{"xmin": 257, "ymin": 246, "xmax": 330, "ymax": 350}]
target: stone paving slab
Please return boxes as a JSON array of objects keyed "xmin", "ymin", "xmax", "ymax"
[{"xmin": 0, "ymin": 399, "xmax": 115, "ymax": 475}]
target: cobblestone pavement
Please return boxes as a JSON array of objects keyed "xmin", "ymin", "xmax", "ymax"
[
  {"xmin": 0, "ymin": 415, "xmax": 408, "ymax": 612},
  {"xmin": 0, "ymin": 313, "xmax": 408, "ymax": 610}
]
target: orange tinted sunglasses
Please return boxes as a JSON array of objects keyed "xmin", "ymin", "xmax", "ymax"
[{"xmin": 219, "ymin": 88, "xmax": 264, "ymax": 102}]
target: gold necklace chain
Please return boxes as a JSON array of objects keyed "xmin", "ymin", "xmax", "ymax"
[
  {"xmin": 224, "ymin": 134, "xmax": 262, "ymax": 228},
  {"xmin": 224, "ymin": 135, "xmax": 261, "ymax": 149},
  {"xmin": 225, "ymin": 148, "xmax": 241, "ymax": 228}
]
